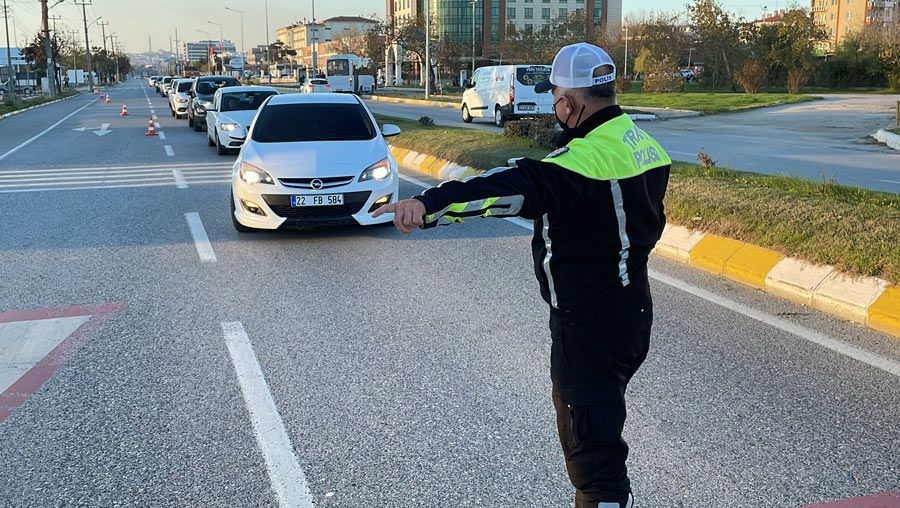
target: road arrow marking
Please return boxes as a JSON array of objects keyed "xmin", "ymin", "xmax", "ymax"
[
  {"xmin": 72, "ymin": 127, "xmax": 87, "ymax": 132},
  {"xmin": 92, "ymin": 123, "xmax": 112, "ymax": 137}
]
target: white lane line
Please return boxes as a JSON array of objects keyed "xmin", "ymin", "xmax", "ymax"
[
  {"xmin": 158, "ymin": 131, "xmax": 167, "ymax": 140},
  {"xmin": 0, "ymin": 99, "xmax": 96, "ymax": 163},
  {"xmin": 0, "ymin": 162, "xmax": 229, "ymax": 175},
  {"xmin": 880, "ymin": 179, "xmax": 900, "ymax": 185},
  {"xmin": 398, "ymin": 172, "xmax": 900, "ymax": 378},
  {"xmin": 164, "ymin": 145, "xmax": 175, "ymax": 157},
  {"xmin": 222, "ymin": 322, "xmax": 315, "ymax": 508},
  {"xmin": 0, "ymin": 179, "xmax": 230, "ymax": 193},
  {"xmin": 154, "ymin": 122, "xmax": 161, "ymax": 129},
  {"xmin": 152, "ymin": 114, "xmax": 158, "ymax": 120},
  {"xmin": 668, "ymin": 150, "xmax": 697, "ymax": 157},
  {"xmin": 184, "ymin": 212, "xmax": 217, "ymax": 262},
  {"xmin": 172, "ymin": 169, "xmax": 188, "ymax": 189}
]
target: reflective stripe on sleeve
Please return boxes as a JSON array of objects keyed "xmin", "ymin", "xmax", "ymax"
[
  {"xmin": 541, "ymin": 213, "xmax": 559, "ymax": 308},
  {"xmin": 609, "ymin": 179, "xmax": 631, "ymax": 287}
]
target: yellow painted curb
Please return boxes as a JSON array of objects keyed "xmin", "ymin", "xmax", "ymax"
[
  {"xmin": 420, "ymin": 155, "xmax": 438, "ymax": 173},
  {"xmin": 867, "ymin": 288, "xmax": 900, "ymax": 337},
  {"xmin": 723, "ymin": 244, "xmax": 784, "ymax": 290},
  {"xmin": 392, "ymin": 147, "xmax": 409, "ymax": 162},
  {"xmin": 425, "ymin": 158, "xmax": 449, "ymax": 175},
  {"xmin": 689, "ymin": 235, "xmax": 745, "ymax": 275}
]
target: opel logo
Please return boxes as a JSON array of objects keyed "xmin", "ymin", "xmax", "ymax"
[{"xmin": 310, "ymin": 178, "xmax": 324, "ymax": 190}]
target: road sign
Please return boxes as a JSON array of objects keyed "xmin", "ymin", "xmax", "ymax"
[{"xmin": 230, "ymin": 57, "xmax": 244, "ymax": 70}]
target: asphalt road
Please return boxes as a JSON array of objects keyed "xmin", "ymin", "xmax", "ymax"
[
  {"xmin": 0, "ymin": 79, "xmax": 898, "ymax": 507},
  {"xmin": 364, "ymin": 94, "xmax": 900, "ymax": 193}
]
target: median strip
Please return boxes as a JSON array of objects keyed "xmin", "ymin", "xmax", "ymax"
[{"xmin": 381, "ymin": 114, "xmax": 900, "ymax": 338}]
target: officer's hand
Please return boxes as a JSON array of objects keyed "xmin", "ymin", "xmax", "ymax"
[{"xmin": 372, "ymin": 199, "xmax": 426, "ymax": 234}]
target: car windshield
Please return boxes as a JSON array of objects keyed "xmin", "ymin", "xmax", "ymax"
[
  {"xmin": 163, "ymin": 77, "xmax": 173, "ymax": 84},
  {"xmin": 197, "ymin": 78, "xmax": 239, "ymax": 95},
  {"xmin": 516, "ymin": 66, "xmax": 551, "ymax": 86},
  {"xmin": 219, "ymin": 91, "xmax": 277, "ymax": 112},
  {"xmin": 176, "ymin": 81, "xmax": 192, "ymax": 93},
  {"xmin": 252, "ymin": 103, "xmax": 375, "ymax": 143},
  {"xmin": 310, "ymin": 79, "xmax": 328, "ymax": 85}
]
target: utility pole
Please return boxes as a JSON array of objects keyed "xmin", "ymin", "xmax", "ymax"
[
  {"xmin": 470, "ymin": 0, "xmax": 476, "ymax": 77},
  {"xmin": 174, "ymin": 26, "xmax": 180, "ymax": 75},
  {"xmin": 75, "ymin": 1, "xmax": 94, "ymax": 92},
  {"xmin": 2, "ymin": 0, "xmax": 15, "ymax": 104},
  {"xmin": 98, "ymin": 21, "xmax": 108, "ymax": 84},
  {"xmin": 68, "ymin": 29, "xmax": 79, "ymax": 83},
  {"xmin": 225, "ymin": 7, "xmax": 244, "ymax": 77},
  {"xmin": 111, "ymin": 35, "xmax": 120, "ymax": 82},
  {"xmin": 424, "ymin": 0, "xmax": 430, "ymax": 98},
  {"xmin": 40, "ymin": 0, "xmax": 57, "ymax": 96},
  {"xmin": 311, "ymin": 0, "xmax": 317, "ymax": 77}
]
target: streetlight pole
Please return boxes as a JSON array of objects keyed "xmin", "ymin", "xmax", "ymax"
[
  {"xmin": 470, "ymin": 0, "xmax": 476, "ymax": 77},
  {"xmin": 311, "ymin": 0, "xmax": 318, "ymax": 77},
  {"xmin": 225, "ymin": 7, "xmax": 244, "ymax": 76},
  {"xmin": 622, "ymin": 25, "xmax": 628, "ymax": 80},
  {"xmin": 425, "ymin": 0, "xmax": 430, "ymax": 98},
  {"xmin": 2, "ymin": 0, "xmax": 15, "ymax": 104},
  {"xmin": 207, "ymin": 20, "xmax": 223, "ymax": 74},
  {"xmin": 40, "ymin": 0, "xmax": 57, "ymax": 96},
  {"xmin": 75, "ymin": 2, "xmax": 97, "ymax": 93},
  {"xmin": 197, "ymin": 29, "xmax": 211, "ymax": 74},
  {"xmin": 265, "ymin": 0, "xmax": 271, "ymax": 83}
]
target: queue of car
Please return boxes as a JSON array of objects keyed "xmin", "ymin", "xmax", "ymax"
[{"xmin": 143, "ymin": 75, "xmax": 401, "ymax": 233}]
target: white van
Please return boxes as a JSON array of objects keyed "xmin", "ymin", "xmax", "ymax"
[{"xmin": 461, "ymin": 65, "xmax": 554, "ymax": 127}]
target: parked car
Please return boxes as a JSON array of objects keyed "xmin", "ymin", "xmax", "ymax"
[
  {"xmin": 156, "ymin": 76, "xmax": 174, "ymax": 96},
  {"xmin": 461, "ymin": 64, "xmax": 554, "ymax": 127},
  {"xmin": 302, "ymin": 78, "xmax": 333, "ymax": 93},
  {"xmin": 206, "ymin": 86, "xmax": 279, "ymax": 155},
  {"xmin": 188, "ymin": 75, "xmax": 241, "ymax": 131},
  {"xmin": 169, "ymin": 78, "xmax": 195, "ymax": 119},
  {"xmin": 229, "ymin": 92, "xmax": 401, "ymax": 232}
]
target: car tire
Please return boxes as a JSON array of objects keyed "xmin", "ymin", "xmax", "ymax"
[
  {"xmin": 494, "ymin": 107, "xmax": 506, "ymax": 127},
  {"xmin": 194, "ymin": 120, "xmax": 203, "ymax": 132},
  {"xmin": 231, "ymin": 193, "xmax": 256, "ymax": 233},
  {"xmin": 188, "ymin": 116, "xmax": 193, "ymax": 128},
  {"xmin": 216, "ymin": 132, "xmax": 228, "ymax": 156},
  {"xmin": 170, "ymin": 108, "xmax": 175, "ymax": 117},
  {"xmin": 462, "ymin": 104, "xmax": 472, "ymax": 123},
  {"xmin": 207, "ymin": 132, "xmax": 215, "ymax": 147}
]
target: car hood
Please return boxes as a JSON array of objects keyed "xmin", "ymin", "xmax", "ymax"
[
  {"xmin": 217, "ymin": 110, "xmax": 257, "ymax": 127},
  {"xmin": 242, "ymin": 138, "xmax": 386, "ymax": 179}
]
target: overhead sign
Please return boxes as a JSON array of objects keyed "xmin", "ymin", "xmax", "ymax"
[{"xmin": 230, "ymin": 57, "xmax": 244, "ymax": 70}]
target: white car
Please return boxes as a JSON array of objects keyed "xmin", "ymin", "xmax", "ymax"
[
  {"xmin": 168, "ymin": 78, "xmax": 194, "ymax": 119},
  {"xmin": 229, "ymin": 93, "xmax": 401, "ymax": 231},
  {"xmin": 461, "ymin": 64, "xmax": 554, "ymax": 126},
  {"xmin": 302, "ymin": 78, "xmax": 333, "ymax": 93},
  {"xmin": 206, "ymin": 86, "xmax": 280, "ymax": 155}
]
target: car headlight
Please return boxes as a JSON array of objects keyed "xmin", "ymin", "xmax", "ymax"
[
  {"xmin": 195, "ymin": 100, "xmax": 212, "ymax": 111},
  {"xmin": 359, "ymin": 158, "xmax": 392, "ymax": 182},
  {"xmin": 176, "ymin": 97, "xmax": 188, "ymax": 103},
  {"xmin": 239, "ymin": 162, "xmax": 274, "ymax": 185},
  {"xmin": 221, "ymin": 123, "xmax": 239, "ymax": 132}
]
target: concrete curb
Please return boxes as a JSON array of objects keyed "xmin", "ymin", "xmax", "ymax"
[
  {"xmin": 369, "ymin": 95, "xmax": 459, "ymax": 109},
  {"xmin": 0, "ymin": 91, "xmax": 82, "ymax": 121},
  {"xmin": 388, "ymin": 144, "xmax": 900, "ymax": 339},
  {"xmin": 872, "ymin": 129, "xmax": 900, "ymax": 150}
]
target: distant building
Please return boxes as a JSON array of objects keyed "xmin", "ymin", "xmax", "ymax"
[
  {"xmin": 752, "ymin": 9, "xmax": 789, "ymax": 26},
  {"xmin": 183, "ymin": 40, "xmax": 237, "ymax": 63},
  {"xmin": 245, "ymin": 45, "xmax": 270, "ymax": 65},
  {"xmin": 0, "ymin": 48, "xmax": 27, "ymax": 67},
  {"xmin": 276, "ymin": 16, "xmax": 378, "ymax": 52},
  {"xmin": 812, "ymin": 0, "xmax": 898, "ymax": 52}
]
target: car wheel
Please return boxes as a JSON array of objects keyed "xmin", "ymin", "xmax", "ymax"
[
  {"xmin": 462, "ymin": 104, "xmax": 472, "ymax": 123},
  {"xmin": 207, "ymin": 131, "xmax": 215, "ymax": 147},
  {"xmin": 494, "ymin": 107, "xmax": 506, "ymax": 127},
  {"xmin": 216, "ymin": 132, "xmax": 228, "ymax": 156},
  {"xmin": 188, "ymin": 116, "xmax": 193, "ymax": 128},
  {"xmin": 194, "ymin": 120, "xmax": 203, "ymax": 132},
  {"xmin": 170, "ymin": 108, "xmax": 175, "ymax": 117},
  {"xmin": 231, "ymin": 192, "xmax": 256, "ymax": 233}
]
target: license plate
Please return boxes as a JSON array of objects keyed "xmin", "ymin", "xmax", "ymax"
[
  {"xmin": 518, "ymin": 104, "xmax": 535, "ymax": 111},
  {"xmin": 291, "ymin": 194, "xmax": 344, "ymax": 207}
]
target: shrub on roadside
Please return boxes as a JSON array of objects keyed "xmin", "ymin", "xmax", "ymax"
[
  {"xmin": 503, "ymin": 116, "xmax": 557, "ymax": 149},
  {"xmin": 734, "ymin": 59, "xmax": 768, "ymax": 94},
  {"xmin": 787, "ymin": 69, "xmax": 808, "ymax": 94},
  {"xmin": 616, "ymin": 76, "xmax": 632, "ymax": 94},
  {"xmin": 418, "ymin": 116, "xmax": 435, "ymax": 127},
  {"xmin": 503, "ymin": 120, "xmax": 531, "ymax": 139},
  {"xmin": 642, "ymin": 56, "xmax": 683, "ymax": 93}
]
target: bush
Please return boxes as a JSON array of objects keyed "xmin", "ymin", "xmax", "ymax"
[
  {"xmin": 418, "ymin": 116, "xmax": 434, "ymax": 127},
  {"xmin": 734, "ymin": 59, "xmax": 768, "ymax": 94},
  {"xmin": 503, "ymin": 120, "xmax": 531, "ymax": 139},
  {"xmin": 616, "ymin": 76, "xmax": 632, "ymax": 94},
  {"xmin": 642, "ymin": 56, "xmax": 683, "ymax": 93},
  {"xmin": 503, "ymin": 116, "xmax": 557, "ymax": 149},
  {"xmin": 889, "ymin": 69, "xmax": 900, "ymax": 93},
  {"xmin": 787, "ymin": 68, "xmax": 808, "ymax": 94}
]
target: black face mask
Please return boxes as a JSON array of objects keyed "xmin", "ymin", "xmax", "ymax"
[{"xmin": 553, "ymin": 96, "xmax": 585, "ymax": 134}]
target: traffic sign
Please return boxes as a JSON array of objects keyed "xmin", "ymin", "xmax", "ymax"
[{"xmin": 230, "ymin": 57, "xmax": 244, "ymax": 70}]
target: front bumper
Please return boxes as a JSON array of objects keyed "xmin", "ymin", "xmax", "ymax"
[{"xmin": 232, "ymin": 172, "xmax": 398, "ymax": 229}]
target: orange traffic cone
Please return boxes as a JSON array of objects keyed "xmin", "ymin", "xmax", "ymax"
[
  {"xmin": 105, "ymin": 94, "xmax": 110, "ymax": 104},
  {"xmin": 145, "ymin": 117, "xmax": 157, "ymax": 136},
  {"xmin": 120, "ymin": 104, "xmax": 129, "ymax": 116}
]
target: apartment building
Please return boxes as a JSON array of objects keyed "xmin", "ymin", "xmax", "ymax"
[{"xmin": 812, "ymin": 0, "xmax": 898, "ymax": 51}]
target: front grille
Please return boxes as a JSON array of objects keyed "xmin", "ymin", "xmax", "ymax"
[
  {"xmin": 278, "ymin": 176, "xmax": 355, "ymax": 189},
  {"xmin": 263, "ymin": 191, "xmax": 370, "ymax": 226}
]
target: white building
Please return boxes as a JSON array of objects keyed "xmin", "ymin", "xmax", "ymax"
[{"xmin": 182, "ymin": 40, "xmax": 237, "ymax": 63}]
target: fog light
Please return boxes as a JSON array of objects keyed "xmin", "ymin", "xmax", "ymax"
[
  {"xmin": 241, "ymin": 199, "xmax": 266, "ymax": 216},
  {"xmin": 368, "ymin": 194, "xmax": 393, "ymax": 213}
]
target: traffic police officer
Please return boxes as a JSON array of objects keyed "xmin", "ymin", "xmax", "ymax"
[{"xmin": 374, "ymin": 43, "xmax": 671, "ymax": 508}]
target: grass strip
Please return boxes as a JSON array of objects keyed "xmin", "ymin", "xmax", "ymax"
[
  {"xmin": 616, "ymin": 92, "xmax": 817, "ymax": 114},
  {"xmin": 377, "ymin": 113, "xmax": 900, "ymax": 284},
  {"xmin": 0, "ymin": 90, "xmax": 79, "ymax": 117}
]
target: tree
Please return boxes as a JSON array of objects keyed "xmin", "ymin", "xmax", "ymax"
[
  {"xmin": 687, "ymin": 0, "xmax": 745, "ymax": 89},
  {"xmin": 268, "ymin": 41, "xmax": 297, "ymax": 64},
  {"xmin": 734, "ymin": 59, "xmax": 767, "ymax": 93},
  {"xmin": 393, "ymin": 16, "xmax": 428, "ymax": 66},
  {"xmin": 748, "ymin": 9, "xmax": 824, "ymax": 92},
  {"xmin": 362, "ymin": 22, "xmax": 388, "ymax": 72}
]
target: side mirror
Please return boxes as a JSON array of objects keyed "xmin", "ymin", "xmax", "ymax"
[
  {"xmin": 465, "ymin": 82, "xmax": 474, "ymax": 89},
  {"xmin": 381, "ymin": 124, "xmax": 401, "ymax": 137},
  {"xmin": 229, "ymin": 127, "xmax": 248, "ymax": 144}
]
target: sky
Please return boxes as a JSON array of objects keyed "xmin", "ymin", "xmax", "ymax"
[{"xmin": 3, "ymin": 0, "xmax": 777, "ymax": 53}]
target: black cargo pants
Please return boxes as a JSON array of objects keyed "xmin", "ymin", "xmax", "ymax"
[{"xmin": 549, "ymin": 306, "xmax": 652, "ymax": 508}]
